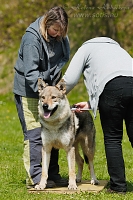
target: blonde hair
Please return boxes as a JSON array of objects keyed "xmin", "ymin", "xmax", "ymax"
[{"xmin": 40, "ymin": 6, "xmax": 68, "ymax": 41}]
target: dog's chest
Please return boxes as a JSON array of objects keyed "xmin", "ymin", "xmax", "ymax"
[{"xmin": 41, "ymin": 126, "xmax": 75, "ymax": 150}]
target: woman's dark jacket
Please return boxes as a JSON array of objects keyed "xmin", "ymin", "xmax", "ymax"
[{"xmin": 13, "ymin": 17, "xmax": 70, "ymax": 98}]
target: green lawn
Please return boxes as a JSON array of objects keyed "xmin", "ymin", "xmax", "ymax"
[{"xmin": 0, "ymin": 92, "xmax": 133, "ymax": 200}]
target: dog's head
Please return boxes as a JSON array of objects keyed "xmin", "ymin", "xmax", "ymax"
[{"xmin": 38, "ymin": 78, "xmax": 66, "ymax": 119}]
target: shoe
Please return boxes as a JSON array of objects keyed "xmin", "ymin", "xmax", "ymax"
[
  {"xmin": 27, "ymin": 179, "xmax": 68, "ymax": 189},
  {"xmin": 106, "ymin": 188, "xmax": 126, "ymax": 195},
  {"xmin": 27, "ymin": 184, "xmax": 36, "ymax": 189},
  {"xmin": 54, "ymin": 178, "xmax": 68, "ymax": 187},
  {"xmin": 27, "ymin": 180, "xmax": 56, "ymax": 189},
  {"xmin": 46, "ymin": 180, "xmax": 56, "ymax": 188}
]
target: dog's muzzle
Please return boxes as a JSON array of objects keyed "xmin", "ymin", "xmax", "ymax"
[{"xmin": 42, "ymin": 103, "xmax": 58, "ymax": 118}]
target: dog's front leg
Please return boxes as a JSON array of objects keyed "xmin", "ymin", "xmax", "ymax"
[
  {"xmin": 35, "ymin": 147, "xmax": 51, "ymax": 190},
  {"xmin": 67, "ymin": 146, "xmax": 77, "ymax": 190}
]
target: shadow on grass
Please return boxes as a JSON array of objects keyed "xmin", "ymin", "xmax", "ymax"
[{"xmin": 127, "ymin": 181, "xmax": 133, "ymax": 192}]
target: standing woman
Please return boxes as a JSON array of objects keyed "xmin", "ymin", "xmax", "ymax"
[{"xmin": 13, "ymin": 6, "xmax": 70, "ymax": 189}]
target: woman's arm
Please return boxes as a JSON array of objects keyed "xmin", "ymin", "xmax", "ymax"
[
  {"xmin": 23, "ymin": 44, "xmax": 42, "ymax": 93},
  {"xmin": 63, "ymin": 45, "xmax": 87, "ymax": 93}
]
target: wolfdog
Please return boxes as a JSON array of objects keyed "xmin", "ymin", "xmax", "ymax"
[{"xmin": 35, "ymin": 79, "xmax": 98, "ymax": 190}]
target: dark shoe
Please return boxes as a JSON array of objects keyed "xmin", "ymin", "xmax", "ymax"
[
  {"xmin": 27, "ymin": 180, "xmax": 56, "ymax": 189},
  {"xmin": 54, "ymin": 178, "xmax": 68, "ymax": 187},
  {"xmin": 106, "ymin": 188, "xmax": 126, "ymax": 195},
  {"xmin": 46, "ymin": 180, "xmax": 56, "ymax": 188},
  {"xmin": 27, "ymin": 178, "xmax": 68, "ymax": 189}
]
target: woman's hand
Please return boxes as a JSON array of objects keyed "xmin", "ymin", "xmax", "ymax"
[{"xmin": 72, "ymin": 101, "xmax": 91, "ymax": 112}]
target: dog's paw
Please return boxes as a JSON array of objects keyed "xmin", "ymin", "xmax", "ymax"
[
  {"xmin": 91, "ymin": 178, "xmax": 99, "ymax": 185},
  {"xmin": 35, "ymin": 183, "xmax": 46, "ymax": 190},
  {"xmin": 68, "ymin": 183, "xmax": 77, "ymax": 190}
]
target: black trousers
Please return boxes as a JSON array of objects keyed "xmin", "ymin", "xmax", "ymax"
[
  {"xmin": 99, "ymin": 76, "xmax": 133, "ymax": 192},
  {"xmin": 14, "ymin": 95, "xmax": 61, "ymax": 186}
]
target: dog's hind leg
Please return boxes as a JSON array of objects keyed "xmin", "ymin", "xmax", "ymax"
[
  {"xmin": 67, "ymin": 146, "xmax": 77, "ymax": 190},
  {"xmin": 88, "ymin": 158, "xmax": 99, "ymax": 185},
  {"xmin": 80, "ymin": 140, "xmax": 99, "ymax": 185},
  {"xmin": 35, "ymin": 147, "xmax": 51, "ymax": 190},
  {"xmin": 75, "ymin": 142, "xmax": 84, "ymax": 183}
]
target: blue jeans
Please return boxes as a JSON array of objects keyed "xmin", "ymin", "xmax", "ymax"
[{"xmin": 99, "ymin": 76, "xmax": 133, "ymax": 192}]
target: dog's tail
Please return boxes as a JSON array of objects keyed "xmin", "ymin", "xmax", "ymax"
[{"xmin": 84, "ymin": 154, "xmax": 89, "ymax": 164}]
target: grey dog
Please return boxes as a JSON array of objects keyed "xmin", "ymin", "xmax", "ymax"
[{"xmin": 35, "ymin": 79, "xmax": 99, "ymax": 190}]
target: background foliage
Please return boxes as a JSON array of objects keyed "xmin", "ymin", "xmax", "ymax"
[{"xmin": 0, "ymin": 0, "xmax": 133, "ymax": 94}]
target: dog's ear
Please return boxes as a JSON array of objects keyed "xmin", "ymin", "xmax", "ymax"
[
  {"xmin": 38, "ymin": 78, "xmax": 48, "ymax": 93},
  {"xmin": 56, "ymin": 79, "xmax": 66, "ymax": 94}
]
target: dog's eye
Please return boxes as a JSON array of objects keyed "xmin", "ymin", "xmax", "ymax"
[
  {"xmin": 42, "ymin": 96, "xmax": 45, "ymax": 99},
  {"xmin": 52, "ymin": 96, "xmax": 56, "ymax": 99}
]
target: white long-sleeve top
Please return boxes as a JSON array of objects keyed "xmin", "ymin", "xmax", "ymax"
[{"xmin": 63, "ymin": 37, "xmax": 133, "ymax": 117}]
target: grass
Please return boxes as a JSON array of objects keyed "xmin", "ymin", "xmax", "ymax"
[{"xmin": 0, "ymin": 91, "xmax": 133, "ymax": 200}]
